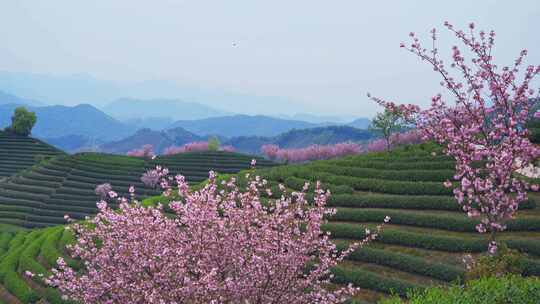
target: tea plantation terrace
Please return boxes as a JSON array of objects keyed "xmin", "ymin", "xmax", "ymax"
[
  {"xmin": 0, "ymin": 151, "xmax": 275, "ymax": 228},
  {"xmin": 0, "ymin": 143, "xmax": 539, "ymax": 303},
  {"xmin": 0, "ymin": 132, "xmax": 64, "ymax": 179},
  {"xmin": 209, "ymin": 143, "xmax": 540, "ymax": 302}
]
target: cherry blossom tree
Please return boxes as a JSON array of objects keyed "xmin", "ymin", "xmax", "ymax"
[
  {"xmin": 221, "ymin": 145, "xmax": 236, "ymax": 152},
  {"xmin": 127, "ymin": 144, "xmax": 155, "ymax": 159},
  {"xmin": 140, "ymin": 166, "xmax": 168, "ymax": 188},
  {"xmin": 46, "ymin": 166, "xmax": 388, "ymax": 303},
  {"xmin": 371, "ymin": 22, "xmax": 540, "ymax": 253},
  {"xmin": 367, "ymin": 130, "xmax": 424, "ymax": 153},
  {"xmin": 164, "ymin": 141, "xmax": 236, "ymax": 155},
  {"xmin": 261, "ymin": 142, "xmax": 363, "ymax": 163}
]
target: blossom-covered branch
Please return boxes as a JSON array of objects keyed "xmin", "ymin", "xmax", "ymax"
[{"xmin": 371, "ymin": 22, "xmax": 540, "ymax": 253}]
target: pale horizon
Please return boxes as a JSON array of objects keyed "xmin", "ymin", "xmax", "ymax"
[{"xmin": 1, "ymin": 1, "xmax": 539, "ymax": 117}]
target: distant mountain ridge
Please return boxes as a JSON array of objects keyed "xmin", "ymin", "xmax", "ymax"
[
  {"xmin": 0, "ymin": 103, "xmax": 135, "ymax": 142},
  {"xmin": 0, "ymin": 70, "xmax": 308, "ymax": 114},
  {"xmin": 102, "ymin": 98, "xmax": 229, "ymax": 121},
  {"xmin": 226, "ymin": 125, "xmax": 374, "ymax": 154},
  {"xmin": 170, "ymin": 114, "xmax": 328, "ymax": 137},
  {"xmin": 347, "ymin": 117, "xmax": 371, "ymax": 129},
  {"xmin": 97, "ymin": 125, "xmax": 374, "ymax": 155},
  {"xmin": 99, "ymin": 127, "xmax": 204, "ymax": 154},
  {"xmin": 0, "ymin": 90, "xmax": 45, "ymax": 106}
]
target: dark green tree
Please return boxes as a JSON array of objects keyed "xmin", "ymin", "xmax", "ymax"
[{"xmin": 8, "ymin": 107, "xmax": 37, "ymax": 136}]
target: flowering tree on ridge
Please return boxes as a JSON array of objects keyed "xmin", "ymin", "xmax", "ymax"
[{"xmin": 370, "ymin": 22, "xmax": 540, "ymax": 254}]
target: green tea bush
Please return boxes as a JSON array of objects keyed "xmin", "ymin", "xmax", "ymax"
[
  {"xmin": 331, "ymin": 208, "xmax": 540, "ymax": 232},
  {"xmin": 0, "ymin": 231, "xmax": 39, "ymax": 303},
  {"xmin": 335, "ymin": 243, "xmax": 464, "ymax": 282},
  {"xmin": 40, "ymin": 227, "xmax": 64, "ymax": 266},
  {"xmin": 324, "ymin": 223, "xmax": 540, "ymax": 255},
  {"xmin": 309, "ymin": 164, "xmax": 454, "ymax": 182},
  {"xmin": 332, "ymin": 266, "xmax": 423, "ymax": 296},
  {"xmin": 380, "ymin": 275, "xmax": 540, "ymax": 304},
  {"xmin": 329, "ymin": 160, "xmax": 455, "ymax": 170},
  {"xmin": 322, "ymin": 193, "xmax": 536, "ymax": 210},
  {"xmin": 19, "ymin": 233, "xmax": 48, "ymax": 278}
]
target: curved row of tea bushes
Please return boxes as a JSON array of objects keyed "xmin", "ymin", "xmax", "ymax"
[
  {"xmin": 332, "ymin": 266, "xmax": 425, "ymax": 296},
  {"xmin": 0, "ymin": 133, "xmax": 64, "ymax": 178},
  {"xmin": 256, "ymin": 166, "xmax": 452, "ymax": 195},
  {"xmin": 0, "ymin": 231, "xmax": 39, "ymax": 303},
  {"xmin": 322, "ymin": 193, "xmax": 537, "ymax": 211},
  {"xmin": 309, "ymin": 165, "xmax": 454, "ymax": 182},
  {"xmin": 0, "ymin": 226, "xmax": 74, "ymax": 304},
  {"xmin": 335, "ymin": 243, "xmax": 465, "ymax": 282},
  {"xmin": 331, "ymin": 208, "xmax": 540, "ymax": 232},
  {"xmin": 0, "ymin": 148, "xmax": 277, "ymax": 227},
  {"xmin": 324, "ymin": 223, "xmax": 540, "ymax": 256},
  {"xmin": 326, "ymin": 159, "xmax": 455, "ymax": 171}
]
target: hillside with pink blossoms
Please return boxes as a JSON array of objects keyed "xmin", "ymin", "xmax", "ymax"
[{"xmin": 0, "ymin": 19, "xmax": 540, "ymax": 304}]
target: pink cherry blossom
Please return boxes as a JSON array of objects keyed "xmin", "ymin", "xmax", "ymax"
[
  {"xmin": 262, "ymin": 142, "xmax": 363, "ymax": 163},
  {"xmin": 127, "ymin": 144, "xmax": 155, "ymax": 159},
  {"xmin": 371, "ymin": 22, "xmax": 540, "ymax": 253},
  {"xmin": 94, "ymin": 183, "xmax": 112, "ymax": 199},
  {"xmin": 46, "ymin": 168, "xmax": 388, "ymax": 303}
]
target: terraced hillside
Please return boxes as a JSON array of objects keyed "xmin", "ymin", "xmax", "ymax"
[
  {"xmin": 0, "ymin": 151, "xmax": 275, "ymax": 228},
  {"xmin": 221, "ymin": 143, "xmax": 540, "ymax": 302},
  {"xmin": 0, "ymin": 143, "xmax": 538, "ymax": 303},
  {"xmin": 0, "ymin": 132, "xmax": 64, "ymax": 179}
]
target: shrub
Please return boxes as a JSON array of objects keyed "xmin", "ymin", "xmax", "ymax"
[
  {"xmin": 380, "ymin": 275, "xmax": 540, "ymax": 304},
  {"xmin": 464, "ymin": 245, "xmax": 526, "ymax": 281}
]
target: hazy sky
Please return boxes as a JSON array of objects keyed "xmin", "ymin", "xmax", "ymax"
[{"xmin": 1, "ymin": 1, "xmax": 539, "ymax": 117}]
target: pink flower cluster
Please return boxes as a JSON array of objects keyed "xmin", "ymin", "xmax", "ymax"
[
  {"xmin": 372, "ymin": 22, "xmax": 540, "ymax": 253},
  {"xmin": 126, "ymin": 144, "xmax": 155, "ymax": 159},
  {"xmin": 140, "ymin": 166, "xmax": 168, "ymax": 188},
  {"xmin": 163, "ymin": 141, "xmax": 210, "ymax": 155},
  {"xmin": 221, "ymin": 145, "xmax": 236, "ymax": 152},
  {"xmin": 45, "ymin": 167, "xmax": 388, "ymax": 303},
  {"xmin": 262, "ymin": 142, "xmax": 363, "ymax": 163},
  {"xmin": 367, "ymin": 130, "xmax": 424, "ymax": 152},
  {"xmin": 163, "ymin": 142, "xmax": 236, "ymax": 155},
  {"xmin": 263, "ymin": 133, "xmax": 424, "ymax": 163},
  {"xmin": 94, "ymin": 183, "xmax": 112, "ymax": 199}
]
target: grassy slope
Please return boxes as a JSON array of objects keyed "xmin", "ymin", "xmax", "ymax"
[{"xmin": 0, "ymin": 143, "xmax": 538, "ymax": 303}]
